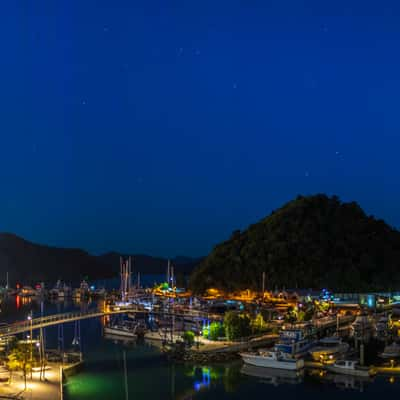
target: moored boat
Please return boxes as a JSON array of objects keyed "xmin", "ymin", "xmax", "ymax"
[
  {"xmin": 274, "ymin": 325, "xmax": 316, "ymax": 357},
  {"xmin": 327, "ymin": 360, "xmax": 375, "ymax": 377},
  {"xmin": 104, "ymin": 322, "xmax": 138, "ymax": 338},
  {"xmin": 309, "ymin": 336, "xmax": 349, "ymax": 362},
  {"xmin": 379, "ymin": 342, "xmax": 400, "ymax": 359},
  {"xmin": 240, "ymin": 349, "xmax": 304, "ymax": 371}
]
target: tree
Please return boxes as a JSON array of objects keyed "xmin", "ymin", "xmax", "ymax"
[
  {"xmin": 208, "ymin": 322, "xmax": 225, "ymax": 341},
  {"xmin": 182, "ymin": 330, "xmax": 195, "ymax": 347},
  {"xmin": 224, "ymin": 312, "xmax": 251, "ymax": 340},
  {"xmin": 7, "ymin": 343, "xmax": 32, "ymax": 389},
  {"xmin": 250, "ymin": 313, "xmax": 267, "ymax": 334},
  {"xmin": 284, "ymin": 306, "xmax": 298, "ymax": 324}
]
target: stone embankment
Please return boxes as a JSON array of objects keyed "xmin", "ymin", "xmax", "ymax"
[{"xmin": 167, "ymin": 333, "xmax": 278, "ymax": 363}]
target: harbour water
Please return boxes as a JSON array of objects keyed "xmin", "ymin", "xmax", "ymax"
[
  {"xmin": 65, "ymin": 332, "xmax": 400, "ymax": 400},
  {"xmin": 64, "ymin": 317, "xmax": 400, "ymax": 399},
  {"xmin": 2, "ymin": 297, "xmax": 400, "ymax": 399}
]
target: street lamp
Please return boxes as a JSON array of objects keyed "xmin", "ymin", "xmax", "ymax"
[{"xmin": 27, "ymin": 313, "xmax": 33, "ymax": 378}]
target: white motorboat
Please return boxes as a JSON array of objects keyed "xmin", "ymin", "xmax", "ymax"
[
  {"xmin": 104, "ymin": 322, "xmax": 137, "ymax": 339},
  {"xmin": 240, "ymin": 350, "xmax": 304, "ymax": 371},
  {"xmin": 327, "ymin": 360, "xmax": 375, "ymax": 377},
  {"xmin": 379, "ymin": 342, "xmax": 400, "ymax": 359},
  {"xmin": 309, "ymin": 336, "xmax": 349, "ymax": 362}
]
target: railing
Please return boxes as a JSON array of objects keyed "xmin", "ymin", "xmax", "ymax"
[
  {"xmin": 0, "ymin": 306, "xmax": 221, "ymax": 337},
  {"xmin": 313, "ymin": 315, "xmax": 355, "ymax": 328},
  {"xmin": 0, "ymin": 308, "xmax": 137, "ymax": 337}
]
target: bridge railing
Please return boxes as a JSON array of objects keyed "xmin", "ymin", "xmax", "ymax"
[
  {"xmin": 0, "ymin": 306, "xmax": 220, "ymax": 337},
  {"xmin": 0, "ymin": 309, "xmax": 106, "ymax": 336}
]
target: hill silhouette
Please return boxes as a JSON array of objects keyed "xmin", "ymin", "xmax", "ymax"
[
  {"xmin": 189, "ymin": 194, "xmax": 400, "ymax": 293},
  {"xmin": 0, "ymin": 233, "xmax": 200, "ymax": 286}
]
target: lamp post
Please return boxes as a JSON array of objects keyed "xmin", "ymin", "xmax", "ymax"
[{"xmin": 27, "ymin": 312, "xmax": 33, "ymax": 378}]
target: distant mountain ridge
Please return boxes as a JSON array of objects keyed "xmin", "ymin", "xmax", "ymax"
[
  {"xmin": 189, "ymin": 194, "xmax": 400, "ymax": 293},
  {"xmin": 0, "ymin": 233, "xmax": 201, "ymax": 286}
]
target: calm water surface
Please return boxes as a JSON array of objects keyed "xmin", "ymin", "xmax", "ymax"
[
  {"xmin": 2, "ymin": 297, "xmax": 400, "ymax": 399},
  {"xmin": 64, "ymin": 318, "xmax": 400, "ymax": 399}
]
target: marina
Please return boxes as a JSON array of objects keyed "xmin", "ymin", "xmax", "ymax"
[{"xmin": 2, "ymin": 273, "xmax": 400, "ymax": 399}]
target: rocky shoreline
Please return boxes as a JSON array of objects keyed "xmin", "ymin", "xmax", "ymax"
[{"xmin": 166, "ymin": 346, "xmax": 240, "ymax": 363}]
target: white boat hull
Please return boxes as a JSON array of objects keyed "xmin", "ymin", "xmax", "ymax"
[
  {"xmin": 240, "ymin": 353, "xmax": 304, "ymax": 370},
  {"xmin": 327, "ymin": 365, "xmax": 371, "ymax": 377},
  {"xmin": 104, "ymin": 327, "xmax": 137, "ymax": 338}
]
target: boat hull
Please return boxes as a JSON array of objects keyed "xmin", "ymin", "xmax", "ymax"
[
  {"xmin": 327, "ymin": 365, "xmax": 371, "ymax": 377},
  {"xmin": 240, "ymin": 353, "xmax": 304, "ymax": 370},
  {"xmin": 104, "ymin": 327, "xmax": 137, "ymax": 338}
]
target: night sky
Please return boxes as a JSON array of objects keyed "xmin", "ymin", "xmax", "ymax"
[{"xmin": 1, "ymin": 1, "xmax": 399, "ymax": 257}]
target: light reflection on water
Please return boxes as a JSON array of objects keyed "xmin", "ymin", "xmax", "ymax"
[
  {"xmin": 2, "ymin": 298, "xmax": 400, "ymax": 399},
  {"xmin": 64, "ymin": 332, "xmax": 400, "ymax": 400}
]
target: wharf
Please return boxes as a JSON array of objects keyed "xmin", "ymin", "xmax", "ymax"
[
  {"xmin": 195, "ymin": 333, "xmax": 278, "ymax": 353},
  {"xmin": 145, "ymin": 331, "xmax": 278, "ymax": 354},
  {"xmin": 305, "ymin": 361, "xmax": 326, "ymax": 369},
  {"xmin": 305, "ymin": 361, "xmax": 400, "ymax": 377},
  {"xmin": 165, "ymin": 334, "xmax": 278, "ymax": 363},
  {"xmin": 0, "ymin": 361, "xmax": 83, "ymax": 400},
  {"xmin": 0, "ymin": 362, "xmax": 61, "ymax": 400},
  {"xmin": 375, "ymin": 366, "xmax": 400, "ymax": 375}
]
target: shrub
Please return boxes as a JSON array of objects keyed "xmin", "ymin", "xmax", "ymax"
[{"xmin": 182, "ymin": 330, "xmax": 195, "ymax": 346}]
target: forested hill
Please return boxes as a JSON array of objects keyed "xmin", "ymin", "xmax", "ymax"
[
  {"xmin": 0, "ymin": 233, "xmax": 200, "ymax": 285},
  {"xmin": 189, "ymin": 194, "xmax": 400, "ymax": 293}
]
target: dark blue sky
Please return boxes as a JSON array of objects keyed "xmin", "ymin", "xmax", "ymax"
[{"xmin": 0, "ymin": 1, "xmax": 398, "ymax": 257}]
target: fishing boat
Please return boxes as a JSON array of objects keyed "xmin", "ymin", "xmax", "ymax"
[
  {"xmin": 327, "ymin": 360, "xmax": 375, "ymax": 377},
  {"xmin": 274, "ymin": 325, "xmax": 316, "ymax": 357},
  {"xmin": 104, "ymin": 321, "xmax": 138, "ymax": 339},
  {"xmin": 309, "ymin": 336, "xmax": 349, "ymax": 362},
  {"xmin": 379, "ymin": 342, "xmax": 400, "ymax": 359},
  {"xmin": 240, "ymin": 349, "xmax": 304, "ymax": 371}
]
